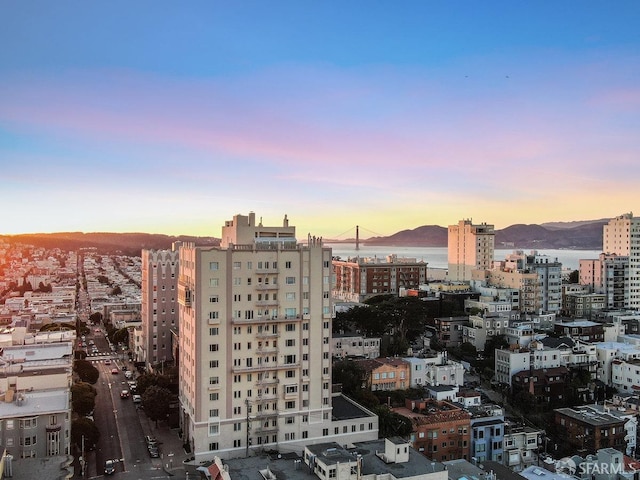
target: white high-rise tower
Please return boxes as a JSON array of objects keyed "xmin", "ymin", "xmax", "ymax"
[
  {"xmin": 603, "ymin": 213, "xmax": 640, "ymax": 309},
  {"xmin": 447, "ymin": 219, "xmax": 495, "ymax": 281}
]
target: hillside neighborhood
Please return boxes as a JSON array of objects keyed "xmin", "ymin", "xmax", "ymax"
[{"xmin": 0, "ymin": 212, "xmax": 638, "ymax": 480}]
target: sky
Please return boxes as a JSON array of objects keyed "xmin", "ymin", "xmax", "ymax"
[{"xmin": 1, "ymin": 2, "xmax": 639, "ymax": 239}]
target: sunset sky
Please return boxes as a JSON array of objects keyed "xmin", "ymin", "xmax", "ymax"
[{"xmin": 1, "ymin": 2, "xmax": 639, "ymax": 239}]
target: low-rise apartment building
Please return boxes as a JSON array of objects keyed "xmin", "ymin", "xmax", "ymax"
[
  {"xmin": 332, "ymin": 333, "xmax": 380, "ymax": 359},
  {"xmin": 332, "ymin": 256, "xmax": 427, "ymax": 303},
  {"xmin": 554, "ymin": 320, "xmax": 605, "ymax": 343},
  {"xmin": 394, "ymin": 398, "xmax": 471, "ymax": 461},
  {"xmin": 503, "ymin": 422, "xmax": 544, "ymax": 471},
  {"xmin": 403, "ymin": 352, "xmax": 465, "ymax": 388},
  {"xmin": 355, "ymin": 358, "xmax": 410, "ymax": 391},
  {"xmin": 555, "ymin": 404, "xmax": 636, "ymax": 455}
]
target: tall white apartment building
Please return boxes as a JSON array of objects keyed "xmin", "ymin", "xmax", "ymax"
[
  {"xmin": 178, "ymin": 213, "xmax": 376, "ymax": 461},
  {"xmin": 140, "ymin": 245, "xmax": 180, "ymax": 368},
  {"xmin": 603, "ymin": 213, "xmax": 640, "ymax": 309},
  {"xmin": 447, "ymin": 219, "xmax": 495, "ymax": 282}
]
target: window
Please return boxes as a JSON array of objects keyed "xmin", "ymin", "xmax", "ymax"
[
  {"xmin": 209, "ymin": 442, "xmax": 219, "ymax": 451},
  {"xmin": 285, "ymin": 323, "xmax": 296, "ymax": 332},
  {"xmin": 209, "ymin": 344, "xmax": 219, "ymax": 352},
  {"xmin": 286, "ymin": 292, "xmax": 296, "ymax": 300},
  {"xmin": 209, "ymin": 327, "xmax": 219, "ymax": 335},
  {"xmin": 285, "ymin": 401, "xmax": 296, "ymax": 409},
  {"xmin": 209, "ymin": 278, "xmax": 219, "ymax": 287},
  {"xmin": 209, "ymin": 409, "xmax": 219, "ymax": 417},
  {"xmin": 209, "ymin": 424, "xmax": 219, "ymax": 436},
  {"xmin": 286, "ymin": 277, "xmax": 296, "ymax": 285},
  {"xmin": 210, "ymin": 376, "xmax": 219, "ymax": 385},
  {"xmin": 286, "ymin": 339, "xmax": 295, "ymax": 347},
  {"xmin": 209, "ymin": 262, "xmax": 219, "ymax": 270},
  {"xmin": 210, "ymin": 393, "xmax": 219, "ymax": 401},
  {"xmin": 286, "ymin": 261, "xmax": 292, "ymax": 268},
  {"xmin": 209, "ymin": 295, "xmax": 219, "ymax": 303},
  {"xmin": 233, "ymin": 261, "xmax": 241, "ymax": 269}
]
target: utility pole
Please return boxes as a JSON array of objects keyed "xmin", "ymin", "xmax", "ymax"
[
  {"xmin": 81, "ymin": 434, "xmax": 85, "ymax": 478},
  {"xmin": 245, "ymin": 398, "xmax": 251, "ymax": 457}
]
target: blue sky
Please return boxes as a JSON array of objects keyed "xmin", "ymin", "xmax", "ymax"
[{"xmin": 1, "ymin": 2, "xmax": 639, "ymax": 237}]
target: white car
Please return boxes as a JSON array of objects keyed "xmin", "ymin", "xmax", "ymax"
[{"xmin": 132, "ymin": 394, "xmax": 142, "ymax": 403}]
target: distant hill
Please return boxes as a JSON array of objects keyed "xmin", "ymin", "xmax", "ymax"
[
  {"xmin": 1, "ymin": 219, "xmax": 606, "ymax": 254},
  {"xmin": 365, "ymin": 225, "xmax": 448, "ymax": 246},
  {"xmin": 495, "ymin": 222, "xmax": 604, "ymax": 249},
  {"xmin": 363, "ymin": 220, "xmax": 605, "ymax": 250},
  {"xmin": 0, "ymin": 232, "xmax": 220, "ymax": 256}
]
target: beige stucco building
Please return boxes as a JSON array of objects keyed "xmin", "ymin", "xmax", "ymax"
[
  {"xmin": 447, "ymin": 220, "xmax": 495, "ymax": 282},
  {"xmin": 177, "ymin": 213, "xmax": 377, "ymax": 461}
]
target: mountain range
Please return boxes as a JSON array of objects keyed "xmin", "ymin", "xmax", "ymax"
[
  {"xmin": 352, "ymin": 219, "xmax": 607, "ymax": 250},
  {"xmin": 1, "ymin": 219, "xmax": 607, "ymax": 254}
]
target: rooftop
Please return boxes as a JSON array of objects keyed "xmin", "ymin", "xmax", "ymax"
[
  {"xmin": 331, "ymin": 394, "xmax": 376, "ymax": 421},
  {"xmin": 0, "ymin": 388, "xmax": 69, "ymax": 417}
]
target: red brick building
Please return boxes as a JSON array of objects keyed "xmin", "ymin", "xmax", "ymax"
[{"xmin": 393, "ymin": 398, "xmax": 471, "ymax": 461}]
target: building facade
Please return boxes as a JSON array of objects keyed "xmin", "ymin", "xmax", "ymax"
[
  {"xmin": 603, "ymin": 213, "xmax": 640, "ymax": 309},
  {"xmin": 447, "ymin": 220, "xmax": 495, "ymax": 282},
  {"xmin": 332, "ymin": 256, "xmax": 427, "ymax": 303},
  {"xmin": 140, "ymin": 247, "xmax": 180, "ymax": 368},
  {"xmin": 177, "ymin": 213, "xmax": 376, "ymax": 461}
]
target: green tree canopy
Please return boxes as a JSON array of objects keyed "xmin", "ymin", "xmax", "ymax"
[
  {"xmin": 112, "ymin": 327, "xmax": 129, "ymax": 345},
  {"xmin": 142, "ymin": 385, "xmax": 172, "ymax": 427},
  {"xmin": 568, "ymin": 270, "xmax": 579, "ymax": 284},
  {"xmin": 332, "ymin": 360, "xmax": 366, "ymax": 397},
  {"xmin": 71, "ymin": 382, "xmax": 97, "ymax": 416},
  {"xmin": 71, "ymin": 417, "xmax": 100, "ymax": 450},
  {"xmin": 74, "ymin": 359, "xmax": 100, "ymax": 384},
  {"xmin": 373, "ymin": 405, "xmax": 413, "ymax": 438}
]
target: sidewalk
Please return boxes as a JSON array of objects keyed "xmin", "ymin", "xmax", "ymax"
[{"xmin": 138, "ymin": 406, "xmax": 191, "ymax": 477}]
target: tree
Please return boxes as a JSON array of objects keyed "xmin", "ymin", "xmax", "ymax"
[
  {"xmin": 112, "ymin": 327, "xmax": 129, "ymax": 345},
  {"xmin": 373, "ymin": 405, "xmax": 413, "ymax": 438},
  {"xmin": 71, "ymin": 417, "xmax": 100, "ymax": 450},
  {"xmin": 71, "ymin": 382, "xmax": 97, "ymax": 416},
  {"xmin": 74, "ymin": 350, "xmax": 87, "ymax": 360},
  {"xmin": 332, "ymin": 360, "xmax": 366, "ymax": 397},
  {"xmin": 142, "ymin": 385, "xmax": 172, "ymax": 427},
  {"xmin": 74, "ymin": 359, "xmax": 99, "ymax": 384},
  {"xmin": 111, "ymin": 285, "xmax": 122, "ymax": 296},
  {"xmin": 89, "ymin": 312, "xmax": 103, "ymax": 324},
  {"xmin": 568, "ymin": 270, "xmax": 579, "ymax": 284}
]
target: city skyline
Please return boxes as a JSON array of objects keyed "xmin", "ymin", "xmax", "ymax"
[{"xmin": 1, "ymin": 2, "xmax": 639, "ymax": 237}]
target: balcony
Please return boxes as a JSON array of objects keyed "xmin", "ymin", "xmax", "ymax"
[
  {"xmin": 255, "ymin": 376, "xmax": 279, "ymax": 386},
  {"xmin": 255, "ymin": 330, "xmax": 280, "ymax": 339},
  {"xmin": 255, "ymin": 300, "xmax": 279, "ymax": 307},
  {"xmin": 254, "ymin": 392, "xmax": 278, "ymax": 403},
  {"xmin": 256, "ymin": 267, "xmax": 279, "ymax": 274},
  {"xmin": 255, "ymin": 347, "xmax": 279, "ymax": 355},
  {"xmin": 177, "ymin": 282, "xmax": 192, "ymax": 307},
  {"xmin": 255, "ymin": 283, "xmax": 278, "ymax": 291}
]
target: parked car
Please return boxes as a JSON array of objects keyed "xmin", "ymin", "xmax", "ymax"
[
  {"xmin": 111, "ymin": 368, "xmax": 119, "ymax": 375},
  {"xmin": 132, "ymin": 394, "xmax": 142, "ymax": 403},
  {"xmin": 120, "ymin": 390, "xmax": 130, "ymax": 399},
  {"xmin": 145, "ymin": 435, "xmax": 157, "ymax": 446},
  {"xmin": 125, "ymin": 370, "xmax": 133, "ymax": 379},
  {"xmin": 104, "ymin": 459, "xmax": 115, "ymax": 475},
  {"xmin": 148, "ymin": 445, "xmax": 160, "ymax": 458},
  {"xmin": 104, "ymin": 359, "xmax": 111, "ymax": 365}
]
